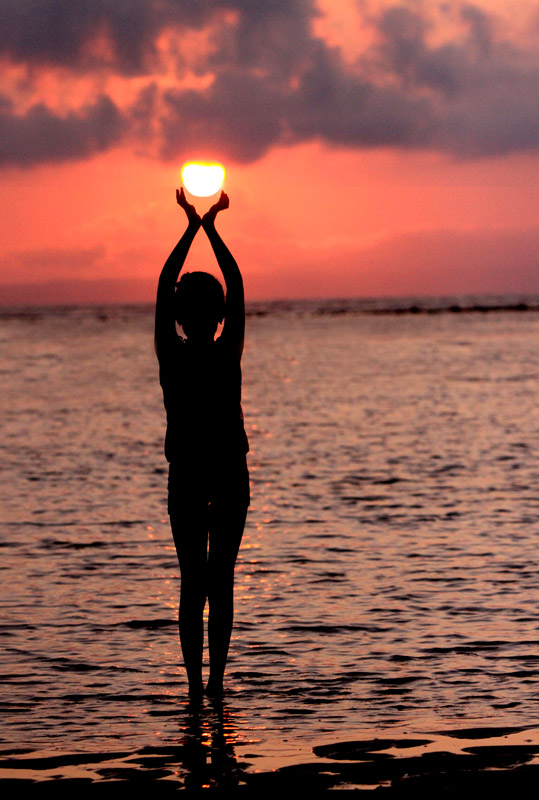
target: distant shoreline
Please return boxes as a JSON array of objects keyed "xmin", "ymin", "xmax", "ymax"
[{"xmin": 1, "ymin": 294, "xmax": 539, "ymax": 320}]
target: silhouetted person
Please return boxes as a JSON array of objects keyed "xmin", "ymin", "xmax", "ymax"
[{"xmin": 155, "ymin": 188, "xmax": 249, "ymax": 701}]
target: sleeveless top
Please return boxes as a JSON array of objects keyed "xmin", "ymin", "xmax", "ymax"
[{"xmin": 159, "ymin": 335, "xmax": 249, "ymax": 463}]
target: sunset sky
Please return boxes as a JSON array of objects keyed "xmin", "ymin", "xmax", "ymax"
[{"xmin": 0, "ymin": 0, "xmax": 537, "ymax": 305}]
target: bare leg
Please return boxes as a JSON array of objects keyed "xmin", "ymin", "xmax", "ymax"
[
  {"xmin": 170, "ymin": 506, "xmax": 208, "ymax": 699},
  {"xmin": 206, "ymin": 502, "xmax": 247, "ymax": 696}
]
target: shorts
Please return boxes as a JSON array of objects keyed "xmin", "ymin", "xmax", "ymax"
[{"xmin": 167, "ymin": 455, "xmax": 250, "ymax": 516}]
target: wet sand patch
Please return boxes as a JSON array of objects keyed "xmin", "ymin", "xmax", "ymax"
[{"xmin": 3, "ymin": 726, "xmax": 539, "ymax": 794}]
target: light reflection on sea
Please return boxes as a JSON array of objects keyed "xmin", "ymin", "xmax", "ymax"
[{"xmin": 1, "ymin": 298, "xmax": 538, "ymax": 781}]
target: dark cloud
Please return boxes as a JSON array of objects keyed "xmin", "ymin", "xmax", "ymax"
[
  {"xmin": 162, "ymin": 72, "xmax": 286, "ymax": 163},
  {"xmin": 0, "ymin": 95, "xmax": 124, "ymax": 167},
  {"xmin": 0, "ymin": 0, "xmax": 315, "ymax": 74},
  {"xmin": 0, "ymin": 1, "xmax": 538, "ymax": 166},
  {"xmin": 283, "ymin": 39, "xmax": 438, "ymax": 149},
  {"xmin": 366, "ymin": 4, "xmax": 539, "ymax": 156},
  {"xmin": 0, "ymin": 0, "xmax": 204, "ymax": 74},
  {"xmin": 158, "ymin": 10, "xmax": 440, "ymax": 162}
]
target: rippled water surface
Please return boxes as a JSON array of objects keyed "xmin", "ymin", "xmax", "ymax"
[{"xmin": 1, "ymin": 300, "xmax": 539, "ymax": 779}]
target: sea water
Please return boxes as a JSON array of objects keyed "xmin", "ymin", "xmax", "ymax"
[{"xmin": 1, "ymin": 297, "xmax": 538, "ymax": 776}]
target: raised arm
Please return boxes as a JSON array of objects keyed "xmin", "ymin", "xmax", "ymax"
[
  {"xmin": 155, "ymin": 188, "xmax": 201, "ymax": 362},
  {"xmin": 201, "ymin": 192, "xmax": 245, "ymax": 357}
]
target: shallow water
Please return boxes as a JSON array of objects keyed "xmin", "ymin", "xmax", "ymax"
[{"xmin": 1, "ymin": 299, "xmax": 539, "ymax": 783}]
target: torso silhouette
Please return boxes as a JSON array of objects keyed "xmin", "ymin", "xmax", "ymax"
[{"xmin": 159, "ymin": 335, "xmax": 249, "ymax": 464}]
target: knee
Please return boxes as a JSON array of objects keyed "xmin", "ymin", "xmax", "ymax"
[
  {"xmin": 207, "ymin": 569, "xmax": 234, "ymax": 606},
  {"xmin": 208, "ymin": 556, "xmax": 235, "ymax": 581},
  {"xmin": 180, "ymin": 580, "xmax": 207, "ymax": 611}
]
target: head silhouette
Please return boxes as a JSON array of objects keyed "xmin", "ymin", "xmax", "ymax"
[{"xmin": 175, "ymin": 271, "xmax": 225, "ymax": 341}]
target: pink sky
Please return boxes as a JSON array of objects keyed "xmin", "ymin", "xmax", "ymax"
[{"xmin": 0, "ymin": 0, "xmax": 538, "ymax": 305}]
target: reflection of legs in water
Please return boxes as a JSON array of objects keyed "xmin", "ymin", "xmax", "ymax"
[
  {"xmin": 170, "ymin": 505, "xmax": 208, "ymax": 699},
  {"xmin": 207, "ymin": 502, "xmax": 247, "ymax": 697},
  {"xmin": 179, "ymin": 696, "xmax": 241, "ymax": 791}
]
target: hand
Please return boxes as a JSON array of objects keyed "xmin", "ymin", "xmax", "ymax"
[
  {"xmin": 202, "ymin": 191, "xmax": 229, "ymax": 228},
  {"xmin": 176, "ymin": 187, "xmax": 201, "ymax": 226}
]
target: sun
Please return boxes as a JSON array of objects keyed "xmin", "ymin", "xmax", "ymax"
[{"xmin": 181, "ymin": 162, "xmax": 226, "ymax": 197}]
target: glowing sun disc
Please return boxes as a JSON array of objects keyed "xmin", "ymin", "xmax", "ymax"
[{"xmin": 181, "ymin": 163, "xmax": 225, "ymax": 197}]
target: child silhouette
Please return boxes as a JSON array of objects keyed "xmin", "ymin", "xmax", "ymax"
[{"xmin": 155, "ymin": 188, "xmax": 249, "ymax": 700}]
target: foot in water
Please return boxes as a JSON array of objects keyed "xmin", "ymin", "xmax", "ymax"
[
  {"xmin": 205, "ymin": 679, "xmax": 224, "ymax": 699},
  {"xmin": 188, "ymin": 682, "xmax": 204, "ymax": 706}
]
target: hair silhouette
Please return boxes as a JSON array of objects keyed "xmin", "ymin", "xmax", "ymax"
[{"xmin": 175, "ymin": 271, "xmax": 225, "ymax": 327}]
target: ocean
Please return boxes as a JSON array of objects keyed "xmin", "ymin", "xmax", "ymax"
[{"xmin": 1, "ymin": 295, "xmax": 539, "ymax": 791}]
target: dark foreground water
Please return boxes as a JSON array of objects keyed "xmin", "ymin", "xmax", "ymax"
[{"xmin": 1, "ymin": 296, "xmax": 539, "ymax": 791}]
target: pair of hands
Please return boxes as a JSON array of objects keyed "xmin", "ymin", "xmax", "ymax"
[{"xmin": 176, "ymin": 187, "xmax": 229, "ymax": 228}]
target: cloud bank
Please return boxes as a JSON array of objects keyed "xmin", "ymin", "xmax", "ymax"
[
  {"xmin": 0, "ymin": 1, "xmax": 538, "ymax": 167},
  {"xmin": 2, "ymin": 227, "xmax": 537, "ymax": 305}
]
